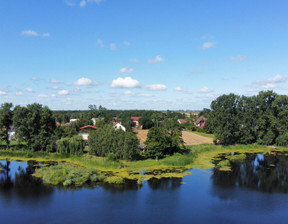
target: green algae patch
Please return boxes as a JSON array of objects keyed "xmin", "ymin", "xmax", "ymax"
[{"xmin": 105, "ymin": 176, "xmax": 125, "ymax": 184}]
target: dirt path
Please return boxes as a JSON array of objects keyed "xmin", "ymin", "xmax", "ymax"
[{"xmin": 134, "ymin": 130, "xmax": 213, "ymax": 145}]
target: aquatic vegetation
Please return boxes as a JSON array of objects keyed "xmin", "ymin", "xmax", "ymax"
[
  {"xmin": 226, "ymin": 154, "xmax": 246, "ymax": 162},
  {"xmin": 105, "ymin": 176, "xmax": 125, "ymax": 184},
  {"xmin": 216, "ymin": 159, "xmax": 231, "ymax": 171},
  {"xmin": 34, "ymin": 163, "xmax": 99, "ymax": 186}
]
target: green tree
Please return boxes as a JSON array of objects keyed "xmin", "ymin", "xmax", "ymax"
[
  {"xmin": 13, "ymin": 103, "xmax": 56, "ymax": 151},
  {"xmin": 0, "ymin": 103, "xmax": 13, "ymax": 149}
]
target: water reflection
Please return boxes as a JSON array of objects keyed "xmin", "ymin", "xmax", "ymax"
[
  {"xmin": 0, "ymin": 160, "xmax": 54, "ymax": 200},
  {"xmin": 212, "ymin": 152, "xmax": 288, "ymax": 193},
  {"xmin": 148, "ymin": 178, "xmax": 182, "ymax": 191}
]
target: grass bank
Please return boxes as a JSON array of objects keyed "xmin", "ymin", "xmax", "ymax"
[{"xmin": 1, "ymin": 144, "xmax": 287, "ymax": 186}]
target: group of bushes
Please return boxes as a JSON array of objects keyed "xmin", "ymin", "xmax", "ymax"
[{"xmin": 56, "ymin": 135, "xmax": 84, "ymax": 155}]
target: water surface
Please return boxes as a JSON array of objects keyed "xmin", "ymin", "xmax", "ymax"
[{"xmin": 1, "ymin": 155, "xmax": 288, "ymax": 224}]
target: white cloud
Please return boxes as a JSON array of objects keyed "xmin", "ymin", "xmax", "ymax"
[
  {"xmin": 174, "ymin": 87, "xmax": 183, "ymax": 92},
  {"xmin": 51, "ymin": 94, "xmax": 56, "ymax": 97},
  {"xmin": 0, "ymin": 91, "xmax": 7, "ymax": 95},
  {"xmin": 52, "ymin": 86, "xmax": 60, "ymax": 90},
  {"xmin": 123, "ymin": 41, "xmax": 131, "ymax": 46},
  {"xmin": 148, "ymin": 55, "xmax": 165, "ymax": 64},
  {"xmin": 64, "ymin": 0, "xmax": 76, "ymax": 6},
  {"xmin": 129, "ymin": 59, "xmax": 140, "ymax": 63},
  {"xmin": 138, "ymin": 93, "xmax": 153, "ymax": 97},
  {"xmin": 254, "ymin": 74, "xmax": 288, "ymax": 89},
  {"xmin": 124, "ymin": 90, "xmax": 134, "ymax": 95},
  {"xmin": 111, "ymin": 77, "xmax": 140, "ymax": 88},
  {"xmin": 231, "ymin": 56, "xmax": 247, "ymax": 62},
  {"xmin": 16, "ymin": 92, "xmax": 24, "ymax": 96},
  {"xmin": 79, "ymin": 0, "xmax": 102, "ymax": 7},
  {"xmin": 199, "ymin": 87, "xmax": 214, "ymax": 93},
  {"xmin": 146, "ymin": 84, "xmax": 167, "ymax": 91},
  {"xmin": 97, "ymin": 39, "xmax": 105, "ymax": 48},
  {"xmin": 21, "ymin": 30, "xmax": 50, "ymax": 37},
  {"xmin": 38, "ymin": 94, "xmax": 48, "ymax": 98},
  {"xmin": 120, "ymin": 67, "xmax": 134, "ymax": 74},
  {"xmin": 51, "ymin": 79, "xmax": 60, "ymax": 84},
  {"xmin": 74, "ymin": 77, "xmax": 98, "ymax": 88},
  {"xmin": 58, "ymin": 90, "xmax": 69, "ymax": 95},
  {"xmin": 25, "ymin": 88, "xmax": 34, "ymax": 93},
  {"xmin": 110, "ymin": 43, "xmax": 117, "ymax": 51},
  {"xmin": 202, "ymin": 42, "xmax": 215, "ymax": 50}
]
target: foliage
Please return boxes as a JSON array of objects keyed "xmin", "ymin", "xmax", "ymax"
[
  {"xmin": 56, "ymin": 136, "xmax": 84, "ymax": 155},
  {"xmin": 144, "ymin": 119, "xmax": 184, "ymax": 158},
  {"xmin": 13, "ymin": 103, "xmax": 56, "ymax": 151},
  {"xmin": 34, "ymin": 163, "xmax": 99, "ymax": 186},
  {"xmin": 0, "ymin": 103, "xmax": 13, "ymax": 149},
  {"xmin": 207, "ymin": 91, "xmax": 288, "ymax": 146},
  {"xmin": 139, "ymin": 117, "xmax": 154, "ymax": 129},
  {"xmin": 89, "ymin": 125, "xmax": 140, "ymax": 160}
]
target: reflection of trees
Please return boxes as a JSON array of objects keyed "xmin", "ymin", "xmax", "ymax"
[
  {"xmin": 148, "ymin": 177, "xmax": 182, "ymax": 191},
  {"xmin": 99, "ymin": 180, "xmax": 140, "ymax": 193},
  {"xmin": 0, "ymin": 160, "xmax": 53, "ymax": 199},
  {"xmin": 0, "ymin": 160, "xmax": 13, "ymax": 195},
  {"xmin": 212, "ymin": 152, "xmax": 288, "ymax": 193}
]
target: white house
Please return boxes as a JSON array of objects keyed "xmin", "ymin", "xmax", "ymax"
[
  {"xmin": 70, "ymin": 118, "xmax": 79, "ymax": 123},
  {"xmin": 113, "ymin": 122, "xmax": 126, "ymax": 131}
]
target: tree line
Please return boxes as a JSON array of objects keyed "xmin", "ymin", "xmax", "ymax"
[{"xmin": 206, "ymin": 91, "xmax": 288, "ymax": 146}]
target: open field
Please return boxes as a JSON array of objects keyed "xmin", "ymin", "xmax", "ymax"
[{"xmin": 134, "ymin": 130, "xmax": 214, "ymax": 145}]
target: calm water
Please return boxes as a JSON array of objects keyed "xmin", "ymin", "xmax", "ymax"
[{"xmin": 1, "ymin": 154, "xmax": 288, "ymax": 224}]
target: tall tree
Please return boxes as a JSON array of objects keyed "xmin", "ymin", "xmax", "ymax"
[
  {"xmin": 13, "ymin": 103, "xmax": 56, "ymax": 151},
  {"xmin": 0, "ymin": 103, "xmax": 13, "ymax": 149}
]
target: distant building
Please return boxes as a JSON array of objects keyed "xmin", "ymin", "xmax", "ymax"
[
  {"xmin": 195, "ymin": 116, "xmax": 207, "ymax": 127},
  {"xmin": 177, "ymin": 119, "xmax": 187, "ymax": 125},
  {"xmin": 91, "ymin": 117, "xmax": 104, "ymax": 126},
  {"xmin": 131, "ymin": 117, "xmax": 142, "ymax": 128},
  {"xmin": 79, "ymin": 125, "xmax": 98, "ymax": 142},
  {"xmin": 70, "ymin": 118, "xmax": 79, "ymax": 123},
  {"xmin": 113, "ymin": 122, "xmax": 126, "ymax": 131}
]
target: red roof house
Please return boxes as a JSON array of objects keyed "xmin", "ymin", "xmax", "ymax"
[{"xmin": 79, "ymin": 125, "xmax": 98, "ymax": 130}]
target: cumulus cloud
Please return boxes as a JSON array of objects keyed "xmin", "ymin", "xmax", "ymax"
[
  {"xmin": 120, "ymin": 67, "xmax": 134, "ymax": 74},
  {"xmin": 16, "ymin": 92, "xmax": 24, "ymax": 96},
  {"xmin": 21, "ymin": 30, "xmax": 50, "ymax": 37},
  {"xmin": 124, "ymin": 90, "xmax": 134, "ymax": 95},
  {"xmin": 148, "ymin": 55, "xmax": 165, "ymax": 64},
  {"xmin": 50, "ymin": 79, "xmax": 60, "ymax": 84},
  {"xmin": 174, "ymin": 87, "xmax": 193, "ymax": 95},
  {"xmin": 111, "ymin": 77, "xmax": 140, "ymax": 88},
  {"xmin": 199, "ymin": 87, "xmax": 214, "ymax": 93},
  {"xmin": 202, "ymin": 42, "xmax": 215, "ymax": 50},
  {"xmin": 231, "ymin": 56, "xmax": 247, "ymax": 62},
  {"xmin": 145, "ymin": 84, "xmax": 167, "ymax": 91},
  {"xmin": 97, "ymin": 39, "xmax": 105, "ymax": 48},
  {"xmin": 129, "ymin": 58, "xmax": 140, "ymax": 63},
  {"xmin": 123, "ymin": 41, "xmax": 131, "ymax": 46},
  {"xmin": 110, "ymin": 43, "xmax": 117, "ymax": 51},
  {"xmin": 25, "ymin": 88, "xmax": 34, "ymax": 93},
  {"xmin": 58, "ymin": 90, "xmax": 69, "ymax": 95},
  {"xmin": 74, "ymin": 77, "xmax": 98, "ymax": 88},
  {"xmin": 38, "ymin": 94, "xmax": 48, "ymax": 98},
  {"xmin": 254, "ymin": 74, "xmax": 288, "ymax": 89},
  {"xmin": 79, "ymin": 0, "xmax": 102, "ymax": 7},
  {"xmin": 0, "ymin": 91, "xmax": 7, "ymax": 95},
  {"xmin": 138, "ymin": 93, "xmax": 153, "ymax": 97}
]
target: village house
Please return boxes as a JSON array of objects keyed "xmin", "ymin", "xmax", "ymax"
[
  {"xmin": 177, "ymin": 119, "xmax": 187, "ymax": 125},
  {"xmin": 113, "ymin": 122, "xmax": 126, "ymax": 131},
  {"xmin": 78, "ymin": 125, "xmax": 98, "ymax": 142},
  {"xmin": 131, "ymin": 116, "xmax": 142, "ymax": 128},
  {"xmin": 195, "ymin": 116, "xmax": 207, "ymax": 128}
]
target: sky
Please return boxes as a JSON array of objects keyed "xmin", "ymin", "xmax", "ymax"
[{"xmin": 1, "ymin": 0, "xmax": 288, "ymax": 110}]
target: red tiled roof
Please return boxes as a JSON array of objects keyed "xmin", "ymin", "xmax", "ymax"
[
  {"xmin": 80, "ymin": 125, "xmax": 98, "ymax": 130},
  {"xmin": 113, "ymin": 122, "xmax": 118, "ymax": 126},
  {"xmin": 131, "ymin": 116, "xmax": 141, "ymax": 121},
  {"xmin": 200, "ymin": 121, "xmax": 206, "ymax": 128},
  {"xmin": 178, "ymin": 119, "xmax": 187, "ymax": 124}
]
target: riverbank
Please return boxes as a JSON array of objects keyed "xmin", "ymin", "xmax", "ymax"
[{"xmin": 1, "ymin": 144, "xmax": 287, "ymax": 186}]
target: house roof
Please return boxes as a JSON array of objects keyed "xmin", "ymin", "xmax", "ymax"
[
  {"xmin": 113, "ymin": 122, "xmax": 118, "ymax": 126},
  {"xmin": 195, "ymin": 116, "xmax": 207, "ymax": 124},
  {"xmin": 200, "ymin": 121, "xmax": 206, "ymax": 128},
  {"xmin": 177, "ymin": 119, "xmax": 187, "ymax": 124},
  {"xmin": 79, "ymin": 125, "xmax": 98, "ymax": 130},
  {"xmin": 131, "ymin": 116, "xmax": 141, "ymax": 121}
]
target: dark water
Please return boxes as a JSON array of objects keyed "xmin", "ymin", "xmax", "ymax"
[{"xmin": 1, "ymin": 155, "xmax": 288, "ymax": 224}]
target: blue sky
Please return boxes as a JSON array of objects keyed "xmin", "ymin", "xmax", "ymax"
[{"xmin": 1, "ymin": 0, "xmax": 288, "ymax": 110}]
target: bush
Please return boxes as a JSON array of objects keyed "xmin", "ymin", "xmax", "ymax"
[
  {"xmin": 276, "ymin": 132, "xmax": 288, "ymax": 146},
  {"xmin": 107, "ymin": 153, "xmax": 117, "ymax": 161}
]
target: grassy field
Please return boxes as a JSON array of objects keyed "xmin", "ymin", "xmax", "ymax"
[{"xmin": 134, "ymin": 130, "xmax": 214, "ymax": 145}]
